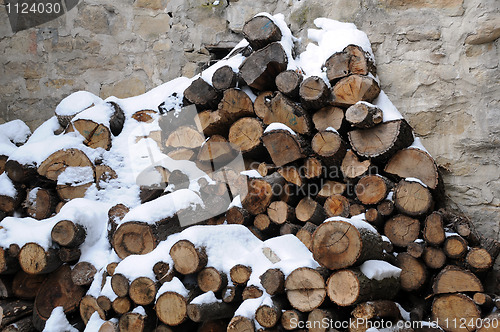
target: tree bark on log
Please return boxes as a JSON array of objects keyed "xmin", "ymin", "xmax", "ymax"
[
  {"xmin": 24, "ymin": 187, "xmax": 58, "ymax": 220},
  {"xmin": 212, "ymin": 65, "xmax": 238, "ymax": 91},
  {"xmin": 187, "ymin": 301, "xmax": 237, "ymax": 323},
  {"xmin": 242, "ymin": 15, "xmax": 282, "ymax": 50},
  {"xmin": 346, "ymin": 102, "xmax": 383, "ymax": 129},
  {"xmin": 276, "ymin": 70, "xmax": 303, "ymax": 99},
  {"xmin": 183, "ymin": 77, "xmax": 220, "ymax": 110},
  {"xmin": 299, "ymin": 76, "xmax": 330, "ymax": 110}
]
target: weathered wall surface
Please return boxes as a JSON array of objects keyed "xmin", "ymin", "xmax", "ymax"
[{"xmin": 0, "ymin": 0, "xmax": 499, "ymax": 248}]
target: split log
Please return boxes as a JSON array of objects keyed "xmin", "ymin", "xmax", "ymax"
[
  {"xmin": 37, "ymin": 148, "xmax": 95, "ymax": 182},
  {"xmin": 197, "ymin": 135, "xmax": 237, "ymax": 166},
  {"xmin": 281, "ymin": 309, "xmax": 306, "ymax": 331},
  {"xmin": 348, "ymin": 119, "xmax": 413, "ymax": 162},
  {"xmin": 187, "ymin": 300, "xmax": 237, "ymax": 323},
  {"xmin": 131, "ymin": 109, "xmax": 156, "ymax": 123},
  {"xmin": 183, "ymin": 77, "xmax": 219, "ymax": 110},
  {"xmin": 299, "ymin": 76, "xmax": 330, "ymax": 110},
  {"xmin": 241, "ymin": 285, "xmax": 263, "ymax": 300},
  {"xmin": 255, "ymin": 298, "xmax": 285, "ymax": 328},
  {"xmin": 70, "ymin": 117, "xmax": 113, "ymax": 150},
  {"xmin": 432, "ymin": 265, "xmax": 483, "ymax": 294},
  {"xmin": 241, "ymin": 173, "xmax": 285, "ymax": 215},
  {"xmin": 11, "ymin": 271, "xmax": 46, "ymax": 300},
  {"xmin": 393, "ymin": 180, "xmax": 433, "ymax": 217},
  {"xmin": 51, "ymin": 219, "xmax": 86, "ymax": 248},
  {"xmin": 119, "ymin": 310, "xmax": 151, "ymax": 332},
  {"xmin": 170, "ymin": 240, "xmax": 207, "ymax": 275},
  {"xmin": 0, "ymin": 299, "xmax": 34, "ymax": 328},
  {"xmin": 71, "ymin": 261, "xmax": 97, "ymax": 286},
  {"xmin": 443, "ymin": 235, "xmax": 468, "ymax": 259},
  {"xmin": 303, "ymin": 157, "xmax": 324, "ymax": 179},
  {"xmin": 431, "ymin": 294, "xmax": 481, "ymax": 332},
  {"xmin": 346, "ymin": 102, "xmax": 383, "ymax": 129},
  {"xmin": 255, "ymin": 92, "xmax": 312, "ymax": 135},
  {"xmin": 331, "ymin": 75, "xmax": 380, "ymax": 107},
  {"xmin": 312, "ymin": 106, "xmax": 345, "ymax": 132},
  {"xmin": 341, "ymin": 150, "xmax": 371, "ymax": 180},
  {"xmin": 355, "ymin": 175, "xmax": 392, "ymax": 205},
  {"xmin": 239, "ymin": 42, "xmax": 287, "ymax": 91},
  {"xmin": 197, "ymin": 267, "xmax": 228, "ymax": 293},
  {"xmin": 312, "ymin": 220, "xmax": 382, "ymax": 270},
  {"xmin": 242, "ymin": 15, "xmax": 282, "ymax": 50},
  {"xmin": 198, "ymin": 110, "xmax": 227, "ymax": 137},
  {"xmin": 325, "ymin": 51, "xmax": 350, "ymax": 82},
  {"xmin": 311, "ymin": 130, "xmax": 347, "ymax": 167},
  {"xmin": 352, "ymin": 300, "xmax": 401, "ymax": 322},
  {"xmin": 296, "ymin": 222, "xmax": 318, "ymax": 251},
  {"xmin": 212, "ymin": 65, "xmax": 238, "ymax": 91},
  {"xmin": 32, "ymin": 265, "xmax": 85, "ymax": 330},
  {"xmin": 226, "ymin": 206, "xmax": 252, "ymax": 226},
  {"xmin": 23, "ymin": 187, "xmax": 58, "ymax": 220},
  {"xmin": 385, "ymin": 148, "xmax": 441, "ymax": 190},
  {"xmin": 316, "ymin": 181, "xmax": 346, "ymax": 204},
  {"xmin": 228, "ymin": 117, "xmax": 264, "ymax": 156},
  {"xmin": 323, "ymin": 194, "xmax": 350, "ymax": 218},
  {"xmin": 164, "ymin": 126, "xmax": 205, "ymax": 151},
  {"xmin": 230, "ymin": 265, "xmax": 252, "ymax": 285},
  {"xmin": 466, "ymin": 248, "xmax": 493, "ymax": 272},
  {"xmin": 267, "ymin": 201, "xmax": 296, "ymax": 225},
  {"xmin": 18, "ymin": 243, "xmax": 61, "ymax": 275},
  {"xmin": 325, "ymin": 45, "xmax": 375, "ymax": 82},
  {"xmin": 423, "ymin": 246, "xmax": 447, "ymax": 270},
  {"xmin": 259, "ymin": 268, "xmax": 285, "ymax": 296},
  {"xmin": 296, "ymin": 197, "xmax": 327, "ymax": 225},
  {"xmin": 167, "ymin": 148, "xmax": 196, "ymax": 161},
  {"xmin": 129, "ymin": 276, "xmax": 157, "ymax": 306},
  {"xmin": 396, "ymin": 253, "xmax": 427, "ymax": 292},
  {"xmin": 326, "ymin": 268, "xmax": 399, "ymax": 306},
  {"xmin": 384, "ymin": 215, "xmax": 420, "ymax": 247},
  {"xmin": 423, "ymin": 212, "xmax": 445, "ymax": 246},
  {"xmin": 79, "ymin": 295, "xmax": 106, "ymax": 325},
  {"xmin": 276, "ymin": 70, "xmax": 303, "ymax": 99},
  {"xmin": 218, "ymin": 88, "xmax": 255, "ymax": 124},
  {"xmin": 285, "ymin": 267, "xmax": 327, "ymax": 312},
  {"xmin": 278, "ymin": 166, "xmax": 303, "ymax": 186},
  {"xmin": 111, "ymin": 297, "xmax": 131, "ymax": 315}
]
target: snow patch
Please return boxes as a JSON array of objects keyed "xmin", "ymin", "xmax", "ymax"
[
  {"xmin": 360, "ymin": 260, "xmax": 401, "ymax": 281},
  {"xmin": 191, "ymin": 291, "xmax": 221, "ymax": 305},
  {"xmin": 405, "ymin": 177, "xmax": 428, "ymax": 188},
  {"xmin": 43, "ymin": 307, "xmax": 78, "ymax": 332},
  {"xmin": 55, "ymin": 91, "xmax": 103, "ymax": 116},
  {"xmin": 0, "ymin": 173, "xmax": 17, "ymax": 198},
  {"xmin": 57, "ymin": 166, "xmax": 94, "ymax": 185},
  {"xmin": 264, "ymin": 122, "xmax": 297, "ymax": 136},
  {"xmin": 373, "ymin": 91, "xmax": 403, "ymax": 122}
]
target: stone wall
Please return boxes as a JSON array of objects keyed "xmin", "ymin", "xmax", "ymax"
[{"xmin": 0, "ymin": 0, "xmax": 499, "ymax": 256}]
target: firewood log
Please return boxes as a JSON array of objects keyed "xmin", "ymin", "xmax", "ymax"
[
  {"xmin": 183, "ymin": 77, "xmax": 220, "ymax": 110},
  {"xmin": 280, "ymin": 222, "xmax": 301, "ymax": 236},
  {"xmin": 226, "ymin": 206, "xmax": 252, "ymax": 226},
  {"xmin": 384, "ymin": 215, "xmax": 420, "ymax": 247},
  {"xmin": 255, "ymin": 92, "xmax": 313, "ymax": 135},
  {"xmin": 312, "ymin": 106, "xmax": 345, "ymax": 132},
  {"xmin": 37, "ymin": 148, "xmax": 95, "ymax": 182},
  {"xmin": 227, "ymin": 315, "xmax": 255, "ymax": 332},
  {"xmin": 129, "ymin": 276, "xmax": 157, "ymax": 306},
  {"xmin": 23, "ymin": 187, "xmax": 58, "ymax": 220},
  {"xmin": 345, "ymin": 102, "xmax": 383, "ymax": 129},
  {"xmin": 432, "ymin": 265, "xmax": 483, "ymax": 294},
  {"xmin": 243, "ymin": 15, "xmax": 282, "ymax": 49},
  {"xmin": 316, "ymin": 181, "xmax": 346, "ymax": 204},
  {"xmin": 228, "ymin": 117, "xmax": 264, "ymax": 156},
  {"xmin": 0, "ymin": 182, "xmax": 23, "ymax": 215},
  {"xmin": 377, "ymin": 200, "xmax": 394, "ymax": 217},
  {"xmin": 443, "ymin": 235, "xmax": 468, "ymax": 259},
  {"xmin": 119, "ymin": 310, "xmax": 152, "ymax": 332},
  {"xmin": 253, "ymin": 213, "xmax": 277, "ymax": 235},
  {"xmin": 323, "ymin": 194, "xmax": 350, "ymax": 218},
  {"xmin": 187, "ymin": 300, "xmax": 237, "ymax": 323},
  {"xmin": 393, "ymin": 180, "xmax": 433, "ymax": 217},
  {"xmin": 325, "ymin": 45, "xmax": 376, "ymax": 82},
  {"xmin": 0, "ymin": 299, "xmax": 34, "ymax": 329},
  {"xmin": 51, "ymin": 219, "xmax": 86, "ymax": 248},
  {"xmin": 296, "ymin": 197, "xmax": 327, "ymax": 225},
  {"xmin": 71, "ymin": 261, "xmax": 96, "ymax": 286},
  {"xmin": 212, "ymin": 65, "xmax": 238, "ymax": 91},
  {"xmin": 285, "ymin": 267, "xmax": 327, "ymax": 312},
  {"xmin": 255, "ymin": 297, "xmax": 286, "ymax": 328},
  {"xmin": 267, "ymin": 201, "xmax": 296, "ymax": 225},
  {"xmin": 2, "ymin": 315, "xmax": 34, "ymax": 332},
  {"xmin": 197, "ymin": 267, "xmax": 228, "ymax": 293},
  {"xmin": 0, "ymin": 155, "xmax": 7, "ymax": 175},
  {"xmin": 170, "ymin": 240, "xmax": 207, "ymax": 275},
  {"xmin": 278, "ymin": 166, "xmax": 303, "ymax": 187},
  {"xmin": 326, "ymin": 268, "xmax": 399, "ymax": 306},
  {"xmin": 257, "ymin": 162, "xmax": 277, "ymax": 177},
  {"xmin": 197, "ymin": 135, "xmax": 237, "ymax": 166},
  {"xmin": 79, "ymin": 295, "xmax": 106, "ymax": 325},
  {"xmin": 472, "ymin": 293, "xmax": 494, "ymax": 309},
  {"xmin": 299, "ymin": 76, "xmax": 330, "ymax": 110},
  {"xmin": 407, "ymin": 242, "xmax": 425, "ymax": 259},
  {"xmin": 222, "ymin": 285, "xmax": 243, "ymax": 304},
  {"xmin": 156, "ymin": 289, "xmax": 196, "ymax": 326},
  {"xmin": 477, "ymin": 312, "xmax": 500, "ymax": 332},
  {"xmin": 96, "ymin": 295, "xmax": 112, "ymax": 312},
  {"xmin": 153, "ymin": 261, "xmax": 175, "ymax": 284},
  {"xmin": 32, "ymin": 265, "xmax": 85, "ymax": 331},
  {"xmin": 466, "ymin": 248, "xmax": 493, "ymax": 272},
  {"xmin": 385, "ymin": 148, "xmax": 441, "ymax": 190},
  {"xmin": 259, "ymin": 268, "xmax": 285, "ymax": 296},
  {"xmin": 111, "ymin": 273, "xmax": 130, "ymax": 297},
  {"xmin": 341, "ymin": 150, "xmax": 371, "ymax": 180},
  {"xmin": 331, "ymin": 75, "xmax": 380, "ymax": 107},
  {"xmin": 11, "ymin": 270, "xmax": 46, "ymax": 300},
  {"xmin": 423, "ymin": 246, "xmax": 447, "ymax": 269},
  {"xmin": 242, "ymin": 285, "xmax": 263, "ymax": 300},
  {"xmin": 364, "ymin": 207, "xmax": 383, "ymax": 227},
  {"xmin": 218, "ymin": 88, "xmax": 255, "ymax": 124},
  {"xmin": 281, "ymin": 309, "xmax": 306, "ymax": 331},
  {"xmin": 348, "ymin": 119, "xmax": 413, "ymax": 162},
  {"xmin": 431, "ymin": 294, "xmax": 481, "ymax": 332},
  {"xmin": 4, "ymin": 159, "xmax": 37, "ymax": 183},
  {"xmin": 276, "ymin": 70, "xmax": 303, "ymax": 99},
  {"xmin": 396, "ymin": 253, "xmax": 427, "ymax": 292},
  {"xmin": 18, "ymin": 243, "xmax": 61, "ymax": 275},
  {"xmin": 307, "ymin": 308, "xmax": 339, "ymax": 332},
  {"xmin": 198, "ymin": 320, "xmax": 227, "ymax": 332},
  {"xmin": 230, "ymin": 265, "xmax": 252, "ymax": 286},
  {"xmin": 241, "ymin": 173, "xmax": 285, "ymax": 215},
  {"xmin": 164, "ymin": 126, "xmax": 205, "ymax": 151},
  {"xmin": 422, "ymin": 212, "xmax": 445, "ymax": 246},
  {"xmin": 303, "ymin": 157, "xmax": 324, "ymax": 179},
  {"xmin": 352, "ymin": 300, "xmax": 402, "ymax": 321},
  {"xmin": 311, "ymin": 130, "xmax": 347, "ymax": 167},
  {"xmin": 131, "ymin": 109, "xmax": 156, "ymax": 123},
  {"xmin": 111, "ymin": 297, "xmax": 131, "ymax": 315},
  {"xmin": 166, "ymin": 148, "xmax": 196, "ymax": 161},
  {"xmin": 296, "ymin": 222, "xmax": 318, "ymax": 251},
  {"xmin": 355, "ymin": 175, "xmax": 392, "ymax": 206},
  {"xmin": 0, "ymin": 247, "xmax": 20, "ymax": 275},
  {"xmin": 239, "ymin": 42, "xmax": 287, "ymax": 91}
]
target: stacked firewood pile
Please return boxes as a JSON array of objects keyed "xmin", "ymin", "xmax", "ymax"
[{"xmin": 0, "ymin": 13, "xmax": 499, "ymax": 332}]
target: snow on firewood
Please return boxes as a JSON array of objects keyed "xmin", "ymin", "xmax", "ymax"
[
  {"xmin": 373, "ymin": 90, "xmax": 404, "ymax": 122},
  {"xmin": 360, "ymin": 260, "xmax": 402, "ymax": 280},
  {"xmin": 264, "ymin": 122, "xmax": 297, "ymax": 136},
  {"xmin": 55, "ymin": 91, "xmax": 103, "ymax": 117},
  {"xmin": 0, "ymin": 173, "xmax": 17, "ymax": 198},
  {"xmin": 43, "ymin": 307, "xmax": 78, "ymax": 332},
  {"xmin": 0, "ymin": 119, "xmax": 31, "ymax": 147}
]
